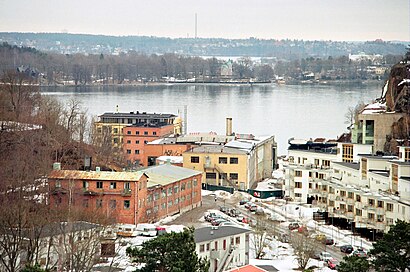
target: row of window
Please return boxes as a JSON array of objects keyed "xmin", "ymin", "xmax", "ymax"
[
  {"xmin": 127, "ymin": 149, "xmax": 140, "ymax": 154},
  {"xmin": 205, "ymin": 172, "xmax": 238, "ymax": 180},
  {"xmin": 126, "ymin": 130, "xmax": 157, "ymax": 136},
  {"xmin": 87, "ymin": 199, "xmax": 130, "ymax": 209},
  {"xmin": 199, "ymin": 236, "xmax": 243, "ymax": 252},
  {"xmin": 126, "ymin": 140, "xmax": 148, "ymax": 144},
  {"xmin": 147, "ymin": 181, "xmax": 199, "ymax": 202},
  {"xmin": 146, "ymin": 193, "xmax": 198, "ymax": 214},
  {"xmin": 190, "ymin": 156, "xmax": 239, "ymax": 164},
  {"xmin": 82, "ymin": 181, "xmax": 139, "ymax": 190}
]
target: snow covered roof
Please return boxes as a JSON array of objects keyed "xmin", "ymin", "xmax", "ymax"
[
  {"xmin": 142, "ymin": 164, "xmax": 202, "ymax": 187},
  {"xmin": 361, "ymin": 102, "xmax": 386, "ymax": 114},
  {"xmin": 156, "ymin": 156, "xmax": 183, "ymax": 164},
  {"xmin": 194, "ymin": 226, "xmax": 251, "ymax": 243}
]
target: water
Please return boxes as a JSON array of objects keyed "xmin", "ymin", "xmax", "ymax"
[{"xmin": 41, "ymin": 83, "xmax": 382, "ymax": 155}]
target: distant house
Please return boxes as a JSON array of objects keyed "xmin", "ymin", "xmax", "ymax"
[{"xmin": 195, "ymin": 226, "xmax": 252, "ymax": 272}]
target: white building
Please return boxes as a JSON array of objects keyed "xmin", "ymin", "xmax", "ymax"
[{"xmin": 194, "ymin": 226, "xmax": 252, "ymax": 272}]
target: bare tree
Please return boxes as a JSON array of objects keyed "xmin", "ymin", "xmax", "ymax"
[
  {"xmin": 251, "ymin": 214, "xmax": 270, "ymax": 259},
  {"xmin": 290, "ymin": 233, "xmax": 316, "ymax": 270}
]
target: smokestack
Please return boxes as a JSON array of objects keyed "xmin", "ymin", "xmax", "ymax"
[{"xmin": 226, "ymin": 117, "xmax": 232, "ymax": 136}]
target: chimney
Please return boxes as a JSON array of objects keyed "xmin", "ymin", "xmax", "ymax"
[{"xmin": 226, "ymin": 117, "xmax": 232, "ymax": 136}]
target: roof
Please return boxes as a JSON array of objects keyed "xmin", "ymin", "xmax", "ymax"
[
  {"xmin": 141, "ymin": 164, "xmax": 202, "ymax": 188},
  {"xmin": 226, "ymin": 265, "xmax": 273, "ymax": 272},
  {"xmin": 368, "ymin": 170, "xmax": 389, "ymax": 177},
  {"xmin": 99, "ymin": 112, "xmax": 176, "ymax": 119},
  {"xmin": 48, "ymin": 170, "xmax": 145, "ymax": 181},
  {"xmin": 333, "ymin": 162, "xmax": 360, "ymax": 170},
  {"xmin": 188, "ymin": 145, "xmax": 248, "ymax": 155},
  {"xmin": 156, "ymin": 156, "xmax": 183, "ymax": 164},
  {"xmin": 194, "ymin": 226, "xmax": 251, "ymax": 243}
]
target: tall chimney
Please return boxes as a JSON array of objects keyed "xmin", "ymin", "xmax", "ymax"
[{"xmin": 226, "ymin": 117, "xmax": 232, "ymax": 136}]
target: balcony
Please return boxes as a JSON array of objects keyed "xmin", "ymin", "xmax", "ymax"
[{"xmin": 121, "ymin": 189, "xmax": 132, "ymax": 196}]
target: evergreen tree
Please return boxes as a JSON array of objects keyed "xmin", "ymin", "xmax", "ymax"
[
  {"xmin": 338, "ymin": 255, "xmax": 370, "ymax": 272},
  {"xmin": 126, "ymin": 227, "xmax": 209, "ymax": 272},
  {"xmin": 369, "ymin": 220, "xmax": 410, "ymax": 272}
]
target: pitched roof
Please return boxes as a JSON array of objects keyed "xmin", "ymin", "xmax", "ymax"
[
  {"xmin": 48, "ymin": 170, "xmax": 145, "ymax": 181},
  {"xmin": 226, "ymin": 265, "xmax": 273, "ymax": 272},
  {"xmin": 194, "ymin": 226, "xmax": 251, "ymax": 243},
  {"xmin": 142, "ymin": 164, "xmax": 202, "ymax": 187}
]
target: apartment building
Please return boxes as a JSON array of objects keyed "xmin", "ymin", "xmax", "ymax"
[
  {"xmin": 183, "ymin": 135, "xmax": 277, "ymax": 191},
  {"xmin": 195, "ymin": 226, "xmax": 251, "ymax": 272},
  {"xmin": 285, "ymin": 141, "xmax": 410, "ymax": 237},
  {"xmin": 48, "ymin": 163, "xmax": 202, "ymax": 225}
]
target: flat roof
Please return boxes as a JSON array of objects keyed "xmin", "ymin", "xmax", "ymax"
[
  {"xmin": 142, "ymin": 164, "xmax": 202, "ymax": 188},
  {"xmin": 187, "ymin": 145, "xmax": 248, "ymax": 155},
  {"xmin": 333, "ymin": 161, "xmax": 360, "ymax": 170},
  {"xmin": 99, "ymin": 112, "xmax": 176, "ymax": 119},
  {"xmin": 195, "ymin": 226, "xmax": 251, "ymax": 243}
]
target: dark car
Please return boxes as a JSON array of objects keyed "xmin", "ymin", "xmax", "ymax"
[
  {"xmin": 288, "ymin": 222, "xmax": 300, "ymax": 230},
  {"xmin": 239, "ymin": 200, "xmax": 248, "ymax": 205},
  {"xmin": 323, "ymin": 237, "xmax": 334, "ymax": 245},
  {"xmin": 340, "ymin": 244, "xmax": 354, "ymax": 254}
]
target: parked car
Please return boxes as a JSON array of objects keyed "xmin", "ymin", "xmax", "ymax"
[
  {"xmin": 239, "ymin": 200, "xmax": 248, "ymax": 205},
  {"xmin": 255, "ymin": 207, "xmax": 265, "ymax": 215},
  {"xmin": 228, "ymin": 208, "xmax": 241, "ymax": 217},
  {"xmin": 219, "ymin": 206, "xmax": 228, "ymax": 213},
  {"xmin": 340, "ymin": 244, "xmax": 354, "ymax": 254},
  {"xmin": 156, "ymin": 226, "xmax": 167, "ymax": 236},
  {"xmin": 319, "ymin": 251, "xmax": 333, "ymax": 262},
  {"xmin": 244, "ymin": 202, "xmax": 252, "ymax": 209},
  {"xmin": 327, "ymin": 259, "xmax": 339, "ymax": 270},
  {"xmin": 288, "ymin": 222, "xmax": 300, "ymax": 230},
  {"xmin": 323, "ymin": 237, "xmax": 334, "ymax": 245},
  {"xmin": 314, "ymin": 234, "xmax": 326, "ymax": 241},
  {"xmin": 351, "ymin": 248, "xmax": 367, "ymax": 257},
  {"xmin": 204, "ymin": 212, "xmax": 217, "ymax": 221},
  {"xmin": 211, "ymin": 218, "xmax": 226, "ymax": 226},
  {"xmin": 249, "ymin": 204, "xmax": 258, "ymax": 212},
  {"xmin": 136, "ymin": 223, "xmax": 157, "ymax": 237},
  {"xmin": 219, "ymin": 221, "xmax": 236, "ymax": 226}
]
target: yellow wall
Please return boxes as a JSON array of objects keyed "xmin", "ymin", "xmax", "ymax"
[
  {"xmin": 183, "ymin": 152, "xmax": 249, "ymax": 190},
  {"xmin": 94, "ymin": 122, "xmax": 128, "ymax": 147}
]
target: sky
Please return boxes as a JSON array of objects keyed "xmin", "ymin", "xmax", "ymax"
[{"xmin": 0, "ymin": 0, "xmax": 409, "ymax": 41}]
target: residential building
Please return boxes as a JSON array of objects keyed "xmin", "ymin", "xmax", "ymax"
[
  {"xmin": 195, "ymin": 226, "xmax": 252, "ymax": 272},
  {"xmin": 183, "ymin": 135, "xmax": 277, "ymax": 190},
  {"xmin": 351, "ymin": 103, "xmax": 406, "ymax": 152},
  {"xmin": 48, "ymin": 163, "xmax": 202, "ymax": 224},
  {"xmin": 285, "ymin": 141, "xmax": 410, "ymax": 237}
]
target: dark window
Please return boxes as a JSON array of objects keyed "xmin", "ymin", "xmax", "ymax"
[
  {"xmin": 110, "ymin": 182, "xmax": 116, "ymax": 189},
  {"xmin": 124, "ymin": 200, "xmax": 130, "ymax": 209},
  {"xmin": 135, "ymin": 150, "xmax": 140, "ymax": 154},
  {"xmin": 113, "ymin": 128, "xmax": 118, "ymax": 133},
  {"xmin": 144, "ymin": 140, "xmax": 148, "ymax": 144},
  {"xmin": 135, "ymin": 131, "xmax": 140, "ymax": 135},
  {"xmin": 126, "ymin": 140, "xmax": 131, "ymax": 144},
  {"xmin": 229, "ymin": 173, "xmax": 238, "ymax": 180},
  {"xmin": 127, "ymin": 131, "xmax": 131, "ymax": 135},
  {"xmin": 97, "ymin": 181, "xmax": 103, "ymax": 189},
  {"xmin": 83, "ymin": 181, "xmax": 88, "ymax": 188},
  {"xmin": 219, "ymin": 157, "xmax": 228, "ymax": 164},
  {"xmin": 153, "ymin": 132, "xmax": 157, "ymax": 135},
  {"xmin": 144, "ymin": 131, "xmax": 148, "ymax": 135},
  {"xmin": 191, "ymin": 156, "xmax": 199, "ymax": 163},
  {"xmin": 230, "ymin": 157, "xmax": 239, "ymax": 164},
  {"xmin": 206, "ymin": 172, "xmax": 217, "ymax": 179},
  {"xmin": 135, "ymin": 140, "xmax": 140, "ymax": 144},
  {"xmin": 127, "ymin": 149, "xmax": 131, "ymax": 154},
  {"xmin": 113, "ymin": 137, "xmax": 119, "ymax": 143},
  {"xmin": 96, "ymin": 199, "xmax": 103, "ymax": 208}
]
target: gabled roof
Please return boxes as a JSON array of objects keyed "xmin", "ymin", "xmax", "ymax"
[{"xmin": 194, "ymin": 226, "xmax": 251, "ymax": 243}]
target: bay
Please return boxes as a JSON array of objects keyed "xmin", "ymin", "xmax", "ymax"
[{"xmin": 41, "ymin": 83, "xmax": 383, "ymax": 155}]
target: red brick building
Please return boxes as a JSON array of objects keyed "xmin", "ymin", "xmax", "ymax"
[
  {"xmin": 48, "ymin": 164, "xmax": 202, "ymax": 225},
  {"xmin": 123, "ymin": 124, "xmax": 174, "ymax": 166}
]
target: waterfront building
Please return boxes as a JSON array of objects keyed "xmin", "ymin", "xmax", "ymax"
[
  {"xmin": 183, "ymin": 135, "xmax": 277, "ymax": 191},
  {"xmin": 285, "ymin": 140, "xmax": 409, "ymax": 238},
  {"xmin": 48, "ymin": 163, "xmax": 202, "ymax": 225},
  {"xmin": 195, "ymin": 226, "xmax": 251, "ymax": 272}
]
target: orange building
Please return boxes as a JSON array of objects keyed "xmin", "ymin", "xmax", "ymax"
[
  {"xmin": 142, "ymin": 138, "xmax": 195, "ymax": 167},
  {"xmin": 48, "ymin": 164, "xmax": 202, "ymax": 225},
  {"xmin": 123, "ymin": 124, "xmax": 174, "ymax": 166}
]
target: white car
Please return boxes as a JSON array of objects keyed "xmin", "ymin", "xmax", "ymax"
[{"xmin": 319, "ymin": 251, "xmax": 333, "ymax": 262}]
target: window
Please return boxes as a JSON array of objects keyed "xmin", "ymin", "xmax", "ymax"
[
  {"xmin": 181, "ymin": 183, "xmax": 186, "ymax": 191},
  {"xmin": 126, "ymin": 140, "xmax": 131, "ymax": 144},
  {"xmin": 206, "ymin": 243, "xmax": 210, "ymax": 251},
  {"xmin": 144, "ymin": 131, "xmax": 148, "ymax": 135},
  {"xmin": 162, "ymin": 190, "xmax": 166, "ymax": 198},
  {"xmin": 135, "ymin": 150, "xmax": 140, "ymax": 154},
  {"xmin": 206, "ymin": 172, "xmax": 217, "ymax": 179},
  {"xmin": 377, "ymin": 200, "xmax": 383, "ymax": 208},
  {"xmin": 235, "ymin": 237, "xmax": 240, "ymax": 245},
  {"xmin": 168, "ymin": 187, "xmax": 172, "ymax": 196},
  {"xmin": 124, "ymin": 182, "xmax": 130, "ymax": 190},
  {"xmin": 83, "ymin": 181, "xmax": 89, "ymax": 189},
  {"xmin": 368, "ymin": 198, "xmax": 374, "ymax": 206},
  {"xmin": 110, "ymin": 182, "xmax": 116, "ymax": 189},
  {"xmin": 135, "ymin": 131, "xmax": 140, "ymax": 135},
  {"xmin": 230, "ymin": 157, "xmax": 238, "ymax": 164},
  {"xmin": 219, "ymin": 173, "xmax": 227, "ymax": 180},
  {"xmin": 168, "ymin": 200, "xmax": 173, "ymax": 207},
  {"xmin": 295, "ymin": 170, "xmax": 302, "ymax": 177},
  {"xmin": 219, "ymin": 157, "xmax": 228, "ymax": 164},
  {"xmin": 144, "ymin": 140, "xmax": 148, "ymax": 144},
  {"xmin": 356, "ymin": 195, "xmax": 361, "ymax": 202},
  {"xmin": 193, "ymin": 179, "xmax": 198, "ymax": 186},
  {"xmin": 342, "ymin": 144, "xmax": 353, "ymax": 163},
  {"xmin": 154, "ymin": 192, "xmax": 159, "ymax": 201},
  {"xmin": 147, "ymin": 195, "xmax": 153, "ymax": 203},
  {"xmin": 124, "ymin": 200, "xmax": 130, "ymax": 209},
  {"xmin": 174, "ymin": 186, "xmax": 179, "ymax": 193},
  {"xmin": 405, "ymin": 148, "xmax": 410, "ymax": 162},
  {"xmin": 200, "ymin": 244, "xmax": 205, "ymax": 252},
  {"xmin": 161, "ymin": 203, "xmax": 166, "ymax": 210},
  {"xmin": 348, "ymin": 205, "xmax": 353, "ymax": 212},
  {"xmin": 386, "ymin": 203, "xmax": 393, "ymax": 212},
  {"xmin": 109, "ymin": 200, "xmax": 116, "ymax": 209},
  {"xmin": 97, "ymin": 181, "xmax": 103, "ymax": 189},
  {"xmin": 314, "ymin": 159, "xmax": 319, "ymax": 166},
  {"xmin": 153, "ymin": 131, "xmax": 157, "ymax": 135},
  {"xmin": 229, "ymin": 173, "xmax": 238, "ymax": 180},
  {"xmin": 295, "ymin": 193, "xmax": 302, "ymax": 198},
  {"xmin": 348, "ymin": 192, "xmax": 354, "ymax": 199},
  {"xmin": 295, "ymin": 182, "xmax": 302, "ymax": 188},
  {"xmin": 322, "ymin": 160, "xmax": 331, "ymax": 167},
  {"xmin": 135, "ymin": 140, "xmax": 140, "ymax": 144},
  {"xmin": 368, "ymin": 213, "xmax": 375, "ymax": 221},
  {"xmin": 356, "ymin": 209, "xmax": 362, "ymax": 216},
  {"xmin": 127, "ymin": 149, "xmax": 131, "ymax": 154},
  {"xmin": 96, "ymin": 199, "xmax": 103, "ymax": 208},
  {"xmin": 191, "ymin": 156, "xmax": 199, "ymax": 163}
]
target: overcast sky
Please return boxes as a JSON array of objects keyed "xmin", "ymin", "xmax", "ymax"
[{"xmin": 1, "ymin": 0, "xmax": 409, "ymax": 41}]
